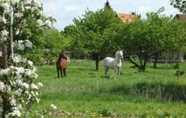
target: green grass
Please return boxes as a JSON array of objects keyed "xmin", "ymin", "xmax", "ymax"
[{"xmin": 31, "ymin": 60, "xmax": 186, "ymax": 118}]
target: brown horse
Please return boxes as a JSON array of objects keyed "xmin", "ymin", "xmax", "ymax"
[{"xmin": 56, "ymin": 52, "xmax": 68, "ymax": 78}]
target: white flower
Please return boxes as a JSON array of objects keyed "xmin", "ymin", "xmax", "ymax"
[
  {"xmin": 25, "ymin": 40, "xmax": 32, "ymax": 48},
  {"xmin": 37, "ymin": 19, "xmax": 44, "ymax": 26},
  {"xmin": 16, "ymin": 79, "xmax": 23, "ymax": 85},
  {"xmin": 0, "ymin": 16, "xmax": 7, "ymax": 23},
  {"xmin": 0, "ymin": 81, "xmax": 5, "ymax": 91},
  {"xmin": 10, "ymin": 97, "xmax": 16, "ymax": 106},
  {"xmin": 0, "ymin": 68, "xmax": 10, "ymax": 76},
  {"xmin": 22, "ymin": 82, "xmax": 29, "ymax": 89},
  {"xmin": 37, "ymin": 82, "xmax": 43, "ymax": 88},
  {"xmin": 12, "ymin": 0, "xmax": 20, "ymax": 5},
  {"xmin": 15, "ymin": 67, "xmax": 25, "ymax": 74},
  {"xmin": 25, "ymin": 0, "xmax": 32, "ymax": 4},
  {"xmin": 15, "ymin": 89, "xmax": 22, "ymax": 96},
  {"xmin": 10, "ymin": 107, "xmax": 21, "ymax": 117},
  {"xmin": 36, "ymin": 97, "xmax": 40, "ymax": 103},
  {"xmin": 30, "ymin": 83, "xmax": 38, "ymax": 90},
  {"xmin": 45, "ymin": 19, "xmax": 52, "ymax": 27},
  {"xmin": 15, "ymin": 29, "xmax": 20, "ymax": 35},
  {"xmin": 1, "ymin": 30, "xmax": 9, "ymax": 37},
  {"xmin": 27, "ymin": 60, "xmax": 33, "ymax": 66},
  {"xmin": 12, "ymin": 54, "xmax": 21, "ymax": 63},
  {"xmin": 14, "ymin": 12, "xmax": 23, "ymax": 18},
  {"xmin": 18, "ymin": 43, "xmax": 25, "ymax": 50},
  {"xmin": 0, "ymin": 51, "xmax": 2, "ymax": 57},
  {"xmin": 50, "ymin": 104, "xmax": 57, "ymax": 110},
  {"xmin": 35, "ymin": 1, "xmax": 42, "ymax": 8},
  {"xmin": 2, "ymin": 3, "xmax": 10, "ymax": 13},
  {"xmin": 25, "ymin": 69, "xmax": 38, "ymax": 78}
]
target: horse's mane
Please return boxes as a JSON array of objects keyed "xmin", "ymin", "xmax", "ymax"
[{"xmin": 57, "ymin": 53, "xmax": 67, "ymax": 63}]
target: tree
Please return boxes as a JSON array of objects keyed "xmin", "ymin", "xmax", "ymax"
[
  {"xmin": 0, "ymin": 0, "xmax": 54, "ymax": 117},
  {"xmin": 34, "ymin": 28, "xmax": 71, "ymax": 65},
  {"xmin": 104, "ymin": 0, "xmax": 112, "ymax": 9},
  {"xmin": 64, "ymin": 5, "xmax": 122, "ymax": 70},
  {"xmin": 170, "ymin": 0, "xmax": 186, "ymax": 13},
  {"xmin": 120, "ymin": 8, "xmax": 186, "ymax": 71}
]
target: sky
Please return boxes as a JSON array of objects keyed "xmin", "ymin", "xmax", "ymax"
[{"xmin": 38, "ymin": 0, "xmax": 180, "ymax": 31}]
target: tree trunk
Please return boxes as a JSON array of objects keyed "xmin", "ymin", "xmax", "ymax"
[
  {"xmin": 2, "ymin": 45, "xmax": 8, "ymax": 69},
  {"xmin": 139, "ymin": 59, "xmax": 147, "ymax": 72},
  {"xmin": 95, "ymin": 54, "xmax": 100, "ymax": 71},
  {"xmin": 153, "ymin": 53, "xmax": 158, "ymax": 68},
  {"xmin": 2, "ymin": 45, "xmax": 9, "ymax": 118}
]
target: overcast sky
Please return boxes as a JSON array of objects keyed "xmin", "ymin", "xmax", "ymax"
[{"xmin": 38, "ymin": 0, "xmax": 180, "ymax": 31}]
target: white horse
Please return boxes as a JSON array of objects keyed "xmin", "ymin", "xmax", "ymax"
[{"xmin": 104, "ymin": 50, "xmax": 123, "ymax": 77}]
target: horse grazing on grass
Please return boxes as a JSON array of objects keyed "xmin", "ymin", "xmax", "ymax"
[
  {"xmin": 104, "ymin": 50, "xmax": 123, "ymax": 77},
  {"xmin": 56, "ymin": 52, "xmax": 68, "ymax": 78}
]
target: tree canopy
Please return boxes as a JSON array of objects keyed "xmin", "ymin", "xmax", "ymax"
[{"xmin": 64, "ymin": 5, "xmax": 123, "ymax": 70}]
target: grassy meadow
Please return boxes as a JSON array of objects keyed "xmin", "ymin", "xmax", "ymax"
[{"xmin": 31, "ymin": 60, "xmax": 186, "ymax": 118}]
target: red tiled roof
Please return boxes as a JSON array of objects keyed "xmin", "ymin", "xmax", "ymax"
[{"xmin": 117, "ymin": 13, "xmax": 136, "ymax": 23}]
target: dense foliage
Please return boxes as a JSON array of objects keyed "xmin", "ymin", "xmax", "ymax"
[{"xmin": 64, "ymin": 6, "xmax": 186, "ymax": 71}]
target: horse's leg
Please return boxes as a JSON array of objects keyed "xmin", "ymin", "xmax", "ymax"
[
  {"xmin": 60, "ymin": 68, "xmax": 63, "ymax": 77},
  {"xmin": 116, "ymin": 67, "xmax": 121, "ymax": 76},
  {"xmin": 117, "ymin": 67, "xmax": 120, "ymax": 76},
  {"xmin": 57, "ymin": 69, "xmax": 59, "ymax": 78},
  {"xmin": 63, "ymin": 68, "xmax": 66, "ymax": 76},
  {"xmin": 105, "ymin": 66, "xmax": 109, "ymax": 77},
  {"xmin": 56, "ymin": 64, "xmax": 59, "ymax": 78}
]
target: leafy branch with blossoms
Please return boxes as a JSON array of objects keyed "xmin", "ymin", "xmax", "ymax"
[{"xmin": 0, "ymin": 0, "xmax": 55, "ymax": 117}]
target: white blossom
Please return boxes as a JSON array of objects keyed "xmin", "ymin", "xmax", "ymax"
[
  {"xmin": 14, "ymin": 12, "xmax": 23, "ymax": 18},
  {"xmin": 30, "ymin": 83, "xmax": 38, "ymax": 90},
  {"xmin": 12, "ymin": 54, "xmax": 22, "ymax": 63},
  {"xmin": 25, "ymin": 0, "xmax": 32, "ymax": 4},
  {"xmin": 15, "ymin": 29, "xmax": 20, "ymax": 35},
  {"xmin": 22, "ymin": 82, "xmax": 29, "ymax": 89},
  {"xmin": 10, "ymin": 97, "xmax": 17, "ymax": 106},
  {"xmin": 45, "ymin": 19, "xmax": 52, "ymax": 27},
  {"xmin": 0, "ymin": 68, "xmax": 10, "ymax": 76},
  {"xmin": 0, "ymin": 81, "xmax": 5, "ymax": 91},
  {"xmin": 37, "ymin": 82, "xmax": 43, "ymax": 88},
  {"xmin": 0, "ymin": 16, "xmax": 7, "ymax": 23},
  {"xmin": 50, "ymin": 104, "xmax": 57, "ymax": 110},
  {"xmin": 27, "ymin": 60, "xmax": 33, "ymax": 66},
  {"xmin": 2, "ymin": 3, "xmax": 10, "ymax": 13},
  {"xmin": 9, "ymin": 107, "xmax": 21, "ymax": 117},
  {"xmin": 12, "ymin": 0, "xmax": 20, "ymax": 5},
  {"xmin": 18, "ymin": 43, "xmax": 25, "ymax": 50},
  {"xmin": 37, "ymin": 19, "xmax": 44, "ymax": 26},
  {"xmin": 1, "ymin": 30, "xmax": 9, "ymax": 37},
  {"xmin": 25, "ymin": 40, "xmax": 33, "ymax": 48},
  {"xmin": 25, "ymin": 69, "xmax": 38, "ymax": 78},
  {"xmin": 36, "ymin": 1, "xmax": 42, "ymax": 8},
  {"xmin": 15, "ymin": 67, "xmax": 25, "ymax": 75}
]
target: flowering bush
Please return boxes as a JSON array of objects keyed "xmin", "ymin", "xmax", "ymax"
[
  {"xmin": 0, "ymin": 0, "xmax": 55, "ymax": 117},
  {"xmin": 0, "ymin": 54, "xmax": 43, "ymax": 117}
]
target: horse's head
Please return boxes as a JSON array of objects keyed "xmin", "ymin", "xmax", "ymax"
[
  {"xmin": 115, "ymin": 50, "xmax": 123, "ymax": 59},
  {"xmin": 58, "ymin": 53, "xmax": 67, "ymax": 60}
]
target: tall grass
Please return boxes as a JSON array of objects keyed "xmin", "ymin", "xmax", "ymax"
[{"xmin": 31, "ymin": 60, "xmax": 186, "ymax": 117}]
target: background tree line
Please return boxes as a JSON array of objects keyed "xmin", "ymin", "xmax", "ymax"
[{"xmin": 24, "ymin": 0, "xmax": 186, "ymax": 72}]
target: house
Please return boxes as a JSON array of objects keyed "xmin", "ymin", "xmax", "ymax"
[
  {"xmin": 173, "ymin": 14, "xmax": 186, "ymax": 62},
  {"xmin": 174, "ymin": 14, "xmax": 186, "ymax": 21},
  {"xmin": 117, "ymin": 12, "xmax": 137, "ymax": 23}
]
